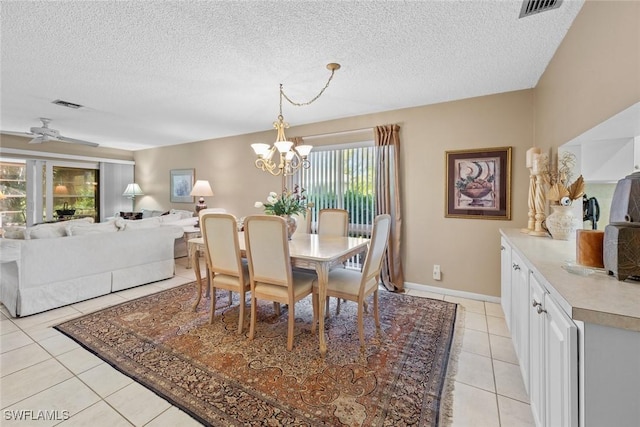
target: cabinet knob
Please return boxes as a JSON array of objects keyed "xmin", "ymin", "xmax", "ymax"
[
  {"xmin": 536, "ymin": 305, "xmax": 547, "ymax": 314},
  {"xmin": 532, "ymin": 299, "xmax": 541, "ymax": 307},
  {"xmin": 501, "ymin": 245, "xmax": 505, "ymax": 251},
  {"xmin": 512, "ymin": 263, "xmax": 520, "ymax": 271}
]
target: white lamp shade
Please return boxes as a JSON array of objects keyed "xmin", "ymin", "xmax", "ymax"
[
  {"xmin": 285, "ymin": 150, "xmax": 295, "ymax": 161},
  {"xmin": 123, "ymin": 183, "xmax": 144, "ymax": 197},
  {"xmin": 274, "ymin": 140, "xmax": 293, "ymax": 153},
  {"xmin": 190, "ymin": 180, "xmax": 214, "ymax": 197},
  {"xmin": 296, "ymin": 145, "xmax": 313, "ymax": 157},
  {"xmin": 251, "ymin": 143, "xmax": 271, "ymax": 157}
]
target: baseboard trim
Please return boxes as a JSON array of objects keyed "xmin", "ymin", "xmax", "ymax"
[{"xmin": 403, "ymin": 281, "xmax": 501, "ymax": 304}]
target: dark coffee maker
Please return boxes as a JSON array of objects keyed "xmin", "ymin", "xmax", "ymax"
[{"xmin": 604, "ymin": 171, "xmax": 640, "ymax": 280}]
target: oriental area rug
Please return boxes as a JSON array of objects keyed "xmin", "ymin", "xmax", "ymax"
[{"xmin": 55, "ymin": 282, "xmax": 459, "ymax": 426}]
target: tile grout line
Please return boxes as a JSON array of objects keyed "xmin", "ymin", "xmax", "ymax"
[{"xmin": 485, "ymin": 302, "xmax": 503, "ymax": 427}]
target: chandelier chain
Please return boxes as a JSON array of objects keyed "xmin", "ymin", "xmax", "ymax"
[{"xmin": 279, "ymin": 68, "xmax": 337, "ymax": 111}]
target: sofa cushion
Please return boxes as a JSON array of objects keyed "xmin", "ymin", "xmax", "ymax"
[
  {"xmin": 141, "ymin": 209, "xmax": 165, "ymax": 219},
  {"xmin": 66, "ymin": 219, "xmax": 120, "ymax": 236},
  {"xmin": 25, "ymin": 217, "xmax": 95, "ymax": 239},
  {"xmin": 158, "ymin": 213, "xmax": 182, "ymax": 223}
]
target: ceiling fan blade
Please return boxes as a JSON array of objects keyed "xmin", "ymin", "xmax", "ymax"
[
  {"xmin": 57, "ymin": 135, "xmax": 99, "ymax": 147},
  {"xmin": 1, "ymin": 131, "xmax": 34, "ymax": 137},
  {"xmin": 29, "ymin": 136, "xmax": 44, "ymax": 144}
]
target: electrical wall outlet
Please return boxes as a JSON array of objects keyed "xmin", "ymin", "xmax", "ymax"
[{"xmin": 433, "ymin": 264, "xmax": 441, "ymax": 281}]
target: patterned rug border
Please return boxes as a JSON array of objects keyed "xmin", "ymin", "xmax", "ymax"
[{"xmin": 54, "ymin": 282, "xmax": 461, "ymax": 426}]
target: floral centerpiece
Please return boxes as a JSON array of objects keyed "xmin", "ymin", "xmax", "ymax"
[
  {"xmin": 254, "ymin": 185, "xmax": 307, "ymax": 238},
  {"xmin": 541, "ymin": 152, "xmax": 584, "ymax": 206},
  {"xmin": 254, "ymin": 185, "xmax": 307, "ymax": 216}
]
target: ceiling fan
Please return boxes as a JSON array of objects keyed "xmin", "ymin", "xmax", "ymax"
[{"xmin": 7, "ymin": 118, "xmax": 99, "ymax": 147}]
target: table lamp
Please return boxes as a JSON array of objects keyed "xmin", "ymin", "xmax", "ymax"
[{"xmin": 190, "ymin": 180, "xmax": 213, "ymax": 227}]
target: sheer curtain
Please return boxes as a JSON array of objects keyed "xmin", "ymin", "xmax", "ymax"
[{"xmin": 374, "ymin": 124, "xmax": 405, "ymax": 292}]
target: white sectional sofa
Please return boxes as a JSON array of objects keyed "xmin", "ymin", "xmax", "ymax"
[{"xmin": 0, "ymin": 218, "xmax": 183, "ymax": 317}]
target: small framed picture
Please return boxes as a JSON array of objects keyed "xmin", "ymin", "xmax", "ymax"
[
  {"xmin": 445, "ymin": 147, "xmax": 512, "ymax": 220},
  {"xmin": 170, "ymin": 169, "xmax": 194, "ymax": 203}
]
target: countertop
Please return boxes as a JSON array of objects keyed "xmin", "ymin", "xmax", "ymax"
[{"xmin": 500, "ymin": 228, "xmax": 640, "ymax": 332}]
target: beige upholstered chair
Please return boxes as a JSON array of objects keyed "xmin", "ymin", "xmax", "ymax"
[
  {"xmin": 317, "ymin": 208, "xmax": 350, "ymax": 314},
  {"xmin": 244, "ymin": 215, "xmax": 318, "ymax": 351},
  {"xmin": 200, "ymin": 212, "xmax": 250, "ymax": 334},
  {"xmin": 312, "ymin": 214, "xmax": 391, "ymax": 347},
  {"xmin": 317, "ymin": 208, "xmax": 349, "ymax": 236},
  {"xmin": 291, "ymin": 207, "xmax": 312, "ymax": 237}
]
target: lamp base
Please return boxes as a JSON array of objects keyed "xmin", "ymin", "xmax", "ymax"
[{"xmin": 194, "ymin": 198, "xmax": 207, "ymax": 228}]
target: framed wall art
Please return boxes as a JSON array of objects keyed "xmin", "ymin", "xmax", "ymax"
[
  {"xmin": 170, "ymin": 168, "xmax": 195, "ymax": 203},
  {"xmin": 445, "ymin": 146, "xmax": 512, "ymax": 220}
]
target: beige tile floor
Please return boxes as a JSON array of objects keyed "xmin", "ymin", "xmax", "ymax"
[{"xmin": 1, "ymin": 258, "xmax": 534, "ymax": 426}]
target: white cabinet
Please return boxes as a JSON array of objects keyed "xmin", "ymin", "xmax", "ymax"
[
  {"xmin": 510, "ymin": 251, "xmax": 530, "ymax": 393},
  {"xmin": 528, "ymin": 272, "xmax": 578, "ymax": 427},
  {"xmin": 500, "ymin": 238, "xmax": 512, "ymax": 331}
]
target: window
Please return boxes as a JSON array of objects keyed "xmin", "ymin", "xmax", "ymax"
[
  {"xmin": 0, "ymin": 161, "xmax": 27, "ymax": 227},
  {"xmin": 48, "ymin": 166, "xmax": 99, "ymax": 221},
  {"xmin": 293, "ymin": 142, "xmax": 376, "ymax": 268}
]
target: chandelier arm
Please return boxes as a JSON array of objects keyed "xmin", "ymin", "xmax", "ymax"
[{"xmin": 280, "ymin": 68, "xmax": 337, "ymax": 108}]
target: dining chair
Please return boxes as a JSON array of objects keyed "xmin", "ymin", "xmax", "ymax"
[
  {"xmin": 244, "ymin": 215, "xmax": 318, "ymax": 351},
  {"xmin": 291, "ymin": 207, "xmax": 312, "ymax": 237},
  {"xmin": 312, "ymin": 214, "xmax": 391, "ymax": 348},
  {"xmin": 317, "ymin": 208, "xmax": 349, "ymax": 236},
  {"xmin": 317, "ymin": 208, "xmax": 350, "ymax": 314},
  {"xmin": 200, "ymin": 212, "xmax": 250, "ymax": 334}
]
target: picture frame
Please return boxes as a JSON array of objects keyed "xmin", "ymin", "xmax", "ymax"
[
  {"xmin": 445, "ymin": 146, "xmax": 512, "ymax": 220},
  {"xmin": 170, "ymin": 169, "xmax": 195, "ymax": 203}
]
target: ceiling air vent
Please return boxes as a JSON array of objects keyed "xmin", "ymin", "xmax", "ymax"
[
  {"xmin": 519, "ymin": 0, "xmax": 563, "ymax": 18},
  {"xmin": 51, "ymin": 99, "xmax": 83, "ymax": 109}
]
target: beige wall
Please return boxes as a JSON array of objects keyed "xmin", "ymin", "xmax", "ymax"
[
  {"xmin": 135, "ymin": 90, "xmax": 534, "ymax": 297},
  {"xmin": 535, "ymin": 0, "xmax": 640, "ymax": 154}
]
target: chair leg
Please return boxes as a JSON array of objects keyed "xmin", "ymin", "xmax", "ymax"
[
  {"xmin": 373, "ymin": 290, "xmax": 380, "ymax": 330},
  {"xmin": 209, "ymin": 285, "xmax": 216, "ymax": 324},
  {"xmin": 325, "ymin": 297, "xmax": 331, "ymax": 318},
  {"xmin": 287, "ymin": 303, "xmax": 295, "ymax": 351},
  {"xmin": 228, "ymin": 290, "xmax": 233, "ymax": 306},
  {"xmin": 336, "ymin": 297, "xmax": 341, "ymax": 315},
  {"xmin": 357, "ymin": 300, "xmax": 365, "ymax": 348},
  {"xmin": 274, "ymin": 302, "xmax": 281, "ymax": 316},
  {"xmin": 237, "ymin": 292, "xmax": 245, "ymax": 334},
  {"xmin": 311, "ymin": 292, "xmax": 318, "ymax": 334},
  {"xmin": 249, "ymin": 296, "xmax": 257, "ymax": 340}
]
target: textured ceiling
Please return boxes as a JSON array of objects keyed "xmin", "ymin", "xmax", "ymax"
[{"xmin": 0, "ymin": 0, "xmax": 584, "ymax": 151}]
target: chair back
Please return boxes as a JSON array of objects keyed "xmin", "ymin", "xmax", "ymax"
[
  {"xmin": 291, "ymin": 207, "xmax": 311, "ymax": 237},
  {"xmin": 244, "ymin": 215, "xmax": 292, "ymax": 287},
  {"xmin": 318, "ymin": 208, "xmax": 348, "ymax": 236},
  {"xmin": 200, "ymin": 212, "xmax": 243, "ymax": 277},
  {"xmin": 360, "ymin": 214, "xmax": 391, "ymax": 285}
]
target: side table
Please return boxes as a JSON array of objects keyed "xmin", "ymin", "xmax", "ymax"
[{"xmin": 183, "ymin": 226, "xmax": 202, "ymax": 268}]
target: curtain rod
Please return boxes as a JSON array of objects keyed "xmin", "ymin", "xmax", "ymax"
[{"xmin": 298, "ymin": 127, "xmax": 373, "ymax": 140}]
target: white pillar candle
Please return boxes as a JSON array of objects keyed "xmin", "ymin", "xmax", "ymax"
[{"xmin": 526, "ymin": 147, "xmax": 541, "ymax": 168}]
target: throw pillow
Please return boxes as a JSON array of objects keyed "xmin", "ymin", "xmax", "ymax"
[
  {"xmin": 158, "ymin": 213, "xmax": 182, "ymax": 223},
  {"xmin": 121, "ymin": 217, "xmax": 162, "ymax": 230},
  {"xmin": 170, "ymin": 209, "xmax": 194, "ymax": 220},
  {"xmin": 2, "ymin": 226, "xmax": 26, "ymax": 239},
  {"xmin": 66, "ymin": 220, "xmax": 119, "ymax": 236},
  {"xmin": 25, "ymin": 217, "xmax": 95, "ymax": 239}
]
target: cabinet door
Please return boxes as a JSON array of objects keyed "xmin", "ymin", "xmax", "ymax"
[
  {"xmin": 511, "ymin": 251, "xmax": 530, "ymax": 393},
  {"xmin": 529, "ymin": 274, "xmax": 546, "ymax": 427},
  {"xmin": 500, "ymin": 238, "xmax": 512, "ymax": 330},
  {"xmin": 544, "ymin": 293, "xmax": 578, "ymax": 427}
]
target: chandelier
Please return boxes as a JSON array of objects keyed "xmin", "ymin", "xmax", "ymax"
[{"xmin": 251, "ymin": 62, "xmax": 341, "ymax": 176}]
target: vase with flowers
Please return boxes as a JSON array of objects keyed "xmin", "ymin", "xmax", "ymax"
[
  {"xmin": 254, "ymin": 185, "xmax": 307, "ymax": 239},
  {"xmin": 541, "ymin": 152, "xmax": 585, "ymax": 240}
]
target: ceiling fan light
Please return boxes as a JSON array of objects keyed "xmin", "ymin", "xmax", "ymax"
[{"xmin": 251, "ymin": 143, "xmax": 270, "ymax": 157}]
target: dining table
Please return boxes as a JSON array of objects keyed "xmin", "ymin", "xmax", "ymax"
[{"xmin": 188, "ymin": 232, "xmax": 370, "ymax": 354}]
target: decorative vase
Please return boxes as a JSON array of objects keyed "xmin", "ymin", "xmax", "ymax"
[
  {"xmin": 282, "ymin": 215, "xmax": 297, "ymax": 240},
  {"xmin": 545, "ymin": 205, "xmax": 576, "ymax": 240}
]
